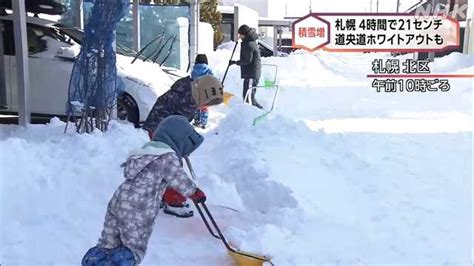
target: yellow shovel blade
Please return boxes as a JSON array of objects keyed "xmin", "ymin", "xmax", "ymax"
[
  {"xmin": 223, "ymin": 92, "xmax": 235, "ymax": 106},
  {"xmin": 228, "ymin": 249, "xmax": 271, "ymax": 266}
]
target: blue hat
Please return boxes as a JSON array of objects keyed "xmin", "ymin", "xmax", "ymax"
[{"xmin": 152, "ymin": 115, "xmax": 204, "ymax": 158}]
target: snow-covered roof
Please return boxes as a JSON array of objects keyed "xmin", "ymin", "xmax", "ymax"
[{"xmin": 217, "ymin": 5, "xmax": 234, "ymax": 14}]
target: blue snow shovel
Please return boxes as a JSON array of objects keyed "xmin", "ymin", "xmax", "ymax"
[{"xmin": 184, "ymin": 157, "xmax": 274, "ymax": 266}]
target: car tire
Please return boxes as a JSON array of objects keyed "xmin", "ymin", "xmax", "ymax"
[{"xmin": 117, "ymin": 93, "xmax": 140, "ymax": 128}]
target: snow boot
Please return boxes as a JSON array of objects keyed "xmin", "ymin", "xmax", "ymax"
[
  {"xmin": 163, "ymin": 202, "xmax": 194, "ymax": 218},
  {"xmin": 82, "ymin": 246, "xmax": 110, "ymax": 266},
  {"xmin": 109, "ymin": 246, "xmax": 136, "ymax": 266}
]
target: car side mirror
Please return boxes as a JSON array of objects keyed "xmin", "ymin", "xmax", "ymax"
[{"xmin": 56, "ymin": 46, "xmax": 79, "ymax": 60}]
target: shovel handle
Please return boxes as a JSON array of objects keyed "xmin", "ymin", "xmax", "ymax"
[
  {"xmin": 184, "ymin": 157, "xmax": 273, "ymax": 265},
  {"xmin": 184, "ymin": 156, "xmax": 220, "ymax": 240},
  {"xmin": 221, "ymin": 41, "xmax": 239, "ymax": 84},
  {"xmin": 193, "ymin": 200, "xmax": 221, "ymax": 239}
]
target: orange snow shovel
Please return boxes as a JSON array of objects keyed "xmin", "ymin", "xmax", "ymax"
[
  {"xmin": 193, "ymin": 201, "xmax": 273, "ymax": 266},
  {"xmin": 184, "ymin": 157, "xmax": 273, "ymax": 266},
  {"xmin": 223, "ymin": 92, "xmax": 235, "ymax": 106}
]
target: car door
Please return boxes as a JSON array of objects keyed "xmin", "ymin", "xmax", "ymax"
[
  {"xmin": 8, "ymin": 22, "xmax": 75, "ymax": 116},
  {"xmin": 25, "ymin": 24, "xmax": 75, "ymax": 116}
]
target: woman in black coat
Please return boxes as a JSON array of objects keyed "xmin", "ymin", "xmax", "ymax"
[{"xmin": 230, "ymin": 24, "xmax": 263, "ymax": 109}]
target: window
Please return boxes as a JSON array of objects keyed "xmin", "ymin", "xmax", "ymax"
[
  {"xmin": 26, "ymin": 26, "xmax": 47, "ymax": 54},
  {"xmin": 1, "ymin": 20, "xmax": 75, "ymax": 56},
  {"xmin": 1, "ymin": 20, "xmax": 48, "ymax": 55},
  {"xmin": 1, "ymin": 20, "xmax": 14, "ymax": 55}
]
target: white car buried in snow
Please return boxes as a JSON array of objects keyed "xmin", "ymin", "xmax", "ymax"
[{"xmin": 0, "ymin": 15, "xmax": 187, "ymax": 127}]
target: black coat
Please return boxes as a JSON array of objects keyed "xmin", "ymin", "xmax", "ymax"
[
  {"xmin": 236, "ymin": 28, "xmax": 261, "ymax": 79},
  {"xmin": 142, "ymin": 76, "xmax": 196, "ymax": 133}
]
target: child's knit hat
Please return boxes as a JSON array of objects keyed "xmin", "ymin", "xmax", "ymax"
[{"xmin": 152, "ymin": 115, "xmax": 204, "ymax": 158}]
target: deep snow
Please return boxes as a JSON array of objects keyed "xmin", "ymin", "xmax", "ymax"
[{"xmin": 1, "ymin": 45, "xmax": 473, "ymax": 265}]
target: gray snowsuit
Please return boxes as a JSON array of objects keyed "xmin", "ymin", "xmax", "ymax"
[{"xmin": 97, "ymin": 115, "xmax": 203, "ymax": 264}]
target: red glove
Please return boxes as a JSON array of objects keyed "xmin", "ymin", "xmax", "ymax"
[{"xmin": 189, "ymin": 188, "xmax": 206, "ymax": 203}]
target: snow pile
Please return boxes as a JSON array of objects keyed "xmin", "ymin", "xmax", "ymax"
[
  {"xmin": 430, "ymin": 52, "xmax": 474, "ymax": 73},
  {"xmin": 210, "ymin": 45, "xmax": 473, "ymax": 121},
  {"xmin": 198, "ymin": 99, "xmax": 472, "ymax": 265},
  {"xmin": 195, "ymin": 105, "xmax": 299, "ymax": 213},
  {"xmin": 0, "ymin": 120, "xmax": 148, "ymax": 265}
]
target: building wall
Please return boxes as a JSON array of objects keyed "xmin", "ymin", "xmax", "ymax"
[
  {"xmin": 198, "ymin": 22, "xmax": 214, "ymax": 55},
  {"xmin": 219, "ymin": 0, "xmax": 311, "ymax": 19},
  {"xmin": 220, "ymin": 0, "xmax": 269, "ymax": 17},
  {"xmin": 234, "ymin": 4, "xmax": 259, "ymax": 34},
  {"xmin": 218, "ymin": 0, "xmax": 308, "ymax": 47}
]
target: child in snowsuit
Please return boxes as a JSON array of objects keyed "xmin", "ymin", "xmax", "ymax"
[
  {"xmin": 191, "ymin": 54, "xmax": 214, "ymax": 129},
  {"xmin": 82, "ymin": 115, "xmax": 208, "ymax": 265},
  {"xmin": 142, "ymin": 75, "xmax": 223, "ymax": 218}
]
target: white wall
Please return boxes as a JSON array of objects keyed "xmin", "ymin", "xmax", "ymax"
[
  {"xmin": 219, "ymin": 0, "xmax": 312, "ymax": 19},
  {"xmin": 221, "ymin": 0, "xmax": 398, "ymax": 18},
  {"xmin": 234, "ymin": 3, "xmax": 259, "ymax": 38},
  {"xmin": 266, "ymin": 0, "xmax": 291, "ymax": 18},
  {"xmin": 176, "ymin": 17, "xmax": 189, "ymax": 71},
  {"xmin": 218, "ymin": 0, "xmax": 302, "ymax": 47},
  {"xmin": 220, "ymin": 0, "xmax": 268, "ymax": 17},
  {"xmin": 198, "ymin": 22, "xmax": 214, "ymax": 55}
]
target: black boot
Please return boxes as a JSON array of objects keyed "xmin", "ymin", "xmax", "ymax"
[{"xmin": 253, "ymin": 102, "xmax": 263, "ymax": 109}]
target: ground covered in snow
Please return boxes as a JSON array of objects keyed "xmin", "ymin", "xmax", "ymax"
[{"xmin": 1, "ymin": 47, "xmax": 473, "ymax": 265}]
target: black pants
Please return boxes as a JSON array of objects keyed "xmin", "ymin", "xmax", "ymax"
[{"xmin": 243, "ymin": 78, "xmax": 260, "ymax": 105}]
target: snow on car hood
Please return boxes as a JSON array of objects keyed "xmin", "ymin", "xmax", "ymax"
[
  {"xmin": 34, "ymin": 36, "xmax": 81, "ymax": 59},
  {"xmin": 116, "ymin": 54, "xmax": 177, "ymax": 94},
  {"xmin": 116, "ymin": 55, "xmax": 189, "ymax": 121}
]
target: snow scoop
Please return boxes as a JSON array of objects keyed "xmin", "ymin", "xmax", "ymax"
[
  {"xmin": 241, "ymin": 64, "xmax": 280, "ymax": 126},
  {"xmin": 184, "ymin": 157, "xmax": 274, "ymax": 266},
  {"xmin": 223, "ymin": 92, "xmax": 235, "ymax": 106},
  {"xmin": 193, "ymin": 202, "xmax": 273, "ymax": 266}
]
